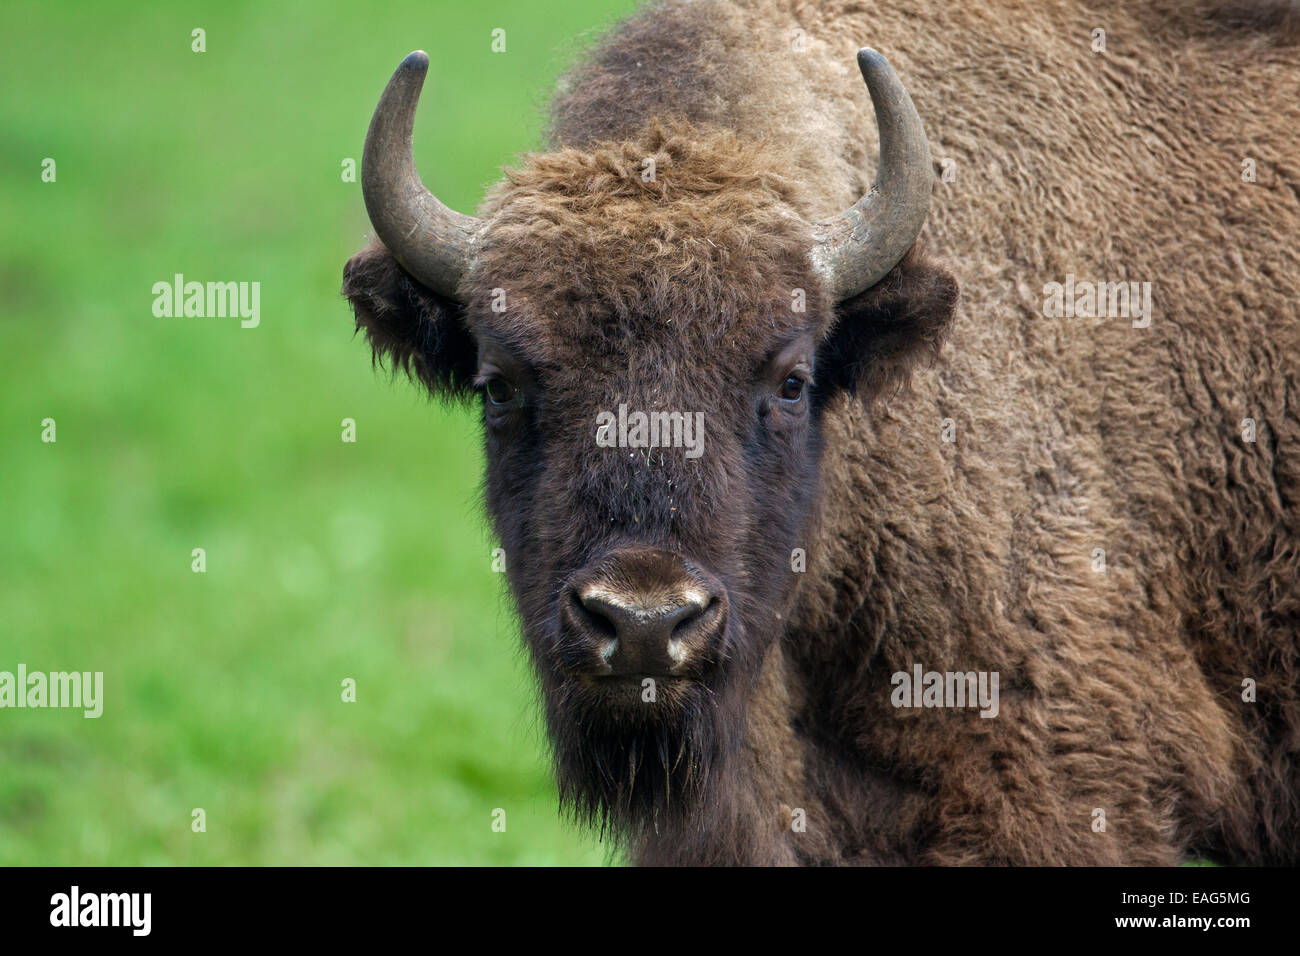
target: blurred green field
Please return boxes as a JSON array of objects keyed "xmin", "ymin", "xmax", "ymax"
[{"xmin": 0, "ymin": 0, "xmax": 637, "ymax": 865}]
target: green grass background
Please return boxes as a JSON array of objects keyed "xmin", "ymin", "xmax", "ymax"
[{"xmin": 0, "ymin": 0, "xmax": 639, "ymax": 865}]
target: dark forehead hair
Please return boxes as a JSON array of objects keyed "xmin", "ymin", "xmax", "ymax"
[{"xmin": 462, "ymin": 119, "xmax": 832, "ymax": 368}]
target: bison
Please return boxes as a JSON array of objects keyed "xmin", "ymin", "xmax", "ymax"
[{"xmin": 342, "ymin": 0, "xmax": 1300, "ymax": 865}]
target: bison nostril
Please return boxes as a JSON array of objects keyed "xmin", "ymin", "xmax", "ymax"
[
  {"xmin": 671, "ymin": 596, "xmax": 716, "ymax": 640},
  {"xmin": 570, "ymin": 589, "xmax": 617, "ymax": 641}
]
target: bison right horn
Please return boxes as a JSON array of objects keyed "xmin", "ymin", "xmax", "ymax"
[
  {"xmin": 811, "ymin": 49, "xmax": 934, "ymax": 303},
  {"xmin": 361, "ymin": 50, "xmax": 481, "ymax": 302}
]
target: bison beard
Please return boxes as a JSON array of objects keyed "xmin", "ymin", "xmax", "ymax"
[{"xmin": 546, "ymin": 672, "xmax": 729, "ymax": 834}]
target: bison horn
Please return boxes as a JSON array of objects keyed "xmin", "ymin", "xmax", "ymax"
[
  {"xmin": 361, "ymin": 51, "xmax": 481, "ymax": 301},
  {"xmin": 812, "ymin": 49, "xmax": 933, "ymax": 303}
]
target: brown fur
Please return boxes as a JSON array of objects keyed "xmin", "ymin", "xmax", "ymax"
[{"xmin": 344, "ymin": 0, "xmax": 1300, "ymax": 864}]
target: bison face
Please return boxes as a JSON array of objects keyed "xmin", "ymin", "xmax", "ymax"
[
  {"xmin": 480, "ymin": 334, "xmax": 818, "ymax": 811},
  {"xmin": 464, "ymin": 256, "xmax": 827, "ymax": 829},
  {"xmin": 388, "ymin": 157, "xmax": 835, "ymax": 824},
  {"xmin": 343, "ymin": 50, "xmax": 956, "ymax": 831},
  {"xmin": 344, "ymin": 219, "xmax": 955, "ymax": 829}
]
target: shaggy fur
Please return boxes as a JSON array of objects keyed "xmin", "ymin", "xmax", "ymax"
[{"xmin": 344, "ymin": 0, "xmax": 1300, "ymax": 865}]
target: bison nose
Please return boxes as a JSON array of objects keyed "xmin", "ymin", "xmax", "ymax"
[
  {"xmin": 563, "ymin": 549, "xmax": 725, "ymax": 677},
  {"xmin": 574, "ymin": 588, "xmax": 714, "ymax": 676}
]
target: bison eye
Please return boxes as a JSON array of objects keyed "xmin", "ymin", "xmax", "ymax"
[
  {"xmin": 778, "ymin": 374, "xmax": 806, "ymax": 403},
  {"xmin": 484, "ymin": 377, "xmax": 516, "ymax": 405}
]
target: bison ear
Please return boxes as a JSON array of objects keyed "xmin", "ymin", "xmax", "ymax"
[
  {"xmin": 341, "ymin": 242, "xmax": 477, "ymax": 401},
  {"xmin": 816, "ymin": 245, "xmax": 959, "ymax": 403}
]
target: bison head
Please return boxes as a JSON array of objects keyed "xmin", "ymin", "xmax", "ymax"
[{"xmin": 343, "ymin": 50, "xmax": 957, "ymax": 834}]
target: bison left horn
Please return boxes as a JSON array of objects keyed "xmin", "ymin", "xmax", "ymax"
[
  {"xmin": 361, "ymin": 50, "xmax": 482, "ymax": 301},
  {"xmin": 812, "ymin": 49, "xmax": 934, "ymax": 302}
]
